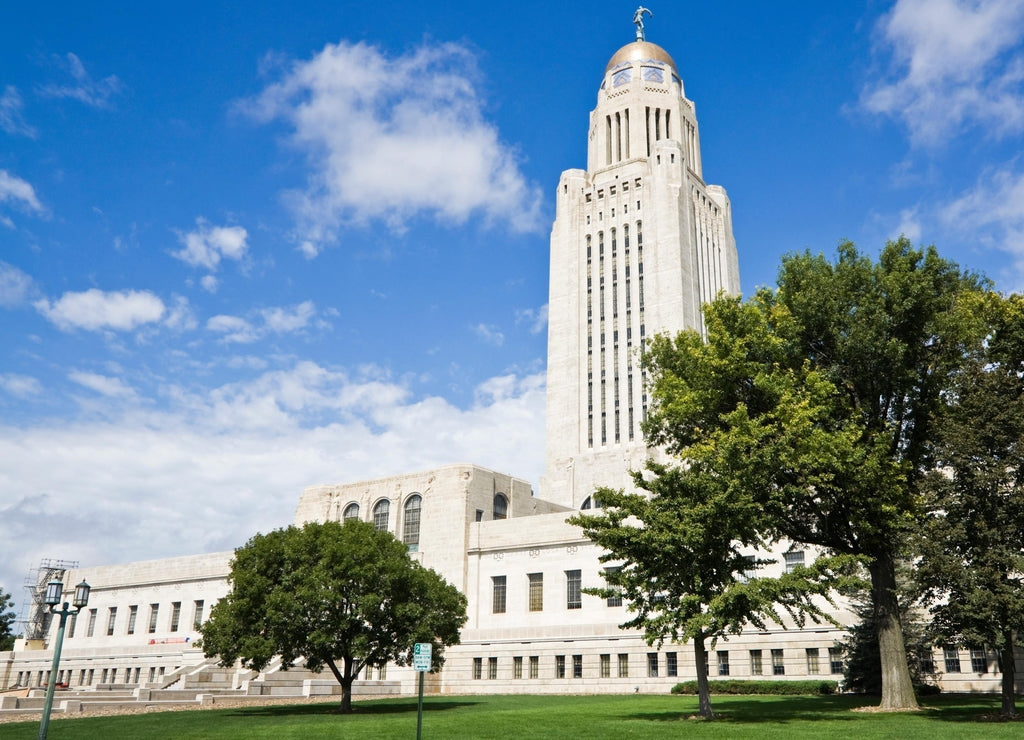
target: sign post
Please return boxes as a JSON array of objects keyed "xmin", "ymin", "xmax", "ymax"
[{"xmin": 413, "ymin": 642, "xmax": 432, "ymax": 740}]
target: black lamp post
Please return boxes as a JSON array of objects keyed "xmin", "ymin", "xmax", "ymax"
[{"xmin": 37, "ymin": 578, "xmax": 90, "ymax": 740}]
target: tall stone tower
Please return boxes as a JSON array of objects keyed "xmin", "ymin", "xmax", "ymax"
[{"xmin": 541, "ymin": 32, "xmax": 740, "ymax": 509}]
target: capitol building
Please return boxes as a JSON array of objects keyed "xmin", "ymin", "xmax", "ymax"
[{"xmin": 0, "ymin": 24, "xmax": 1005, "ymax": 708}]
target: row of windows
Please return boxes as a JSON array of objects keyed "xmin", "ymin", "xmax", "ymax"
[
  {"xmin": 339, "ymin": 493, "xmax": 509, "ymax": 550},
  {"xmin": 69, "ymin": 600, "xmax": 204, "ymax": 639},
  {"xmin": 14, "ymin": 664, "xmax": 177, "ymax": 688},
  {"xmin": 492, "ymin": 570, "xmax": 620, "ymax": 614},
  {"xmin": 470, "ymin": 649, "xmax": 844, "ymax": 681},
  {"xmin": 472, "ymin": 653, "xmax": 661, "ymax": 681}
]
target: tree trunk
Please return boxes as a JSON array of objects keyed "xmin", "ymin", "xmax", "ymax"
[
  {"xmin": 327, "ymin": 657, "xmax": 355, "ymax": 713},
  {"xmin": 1000, "ymin": 631, "xmax": 1017, "ymax": 718},
  {"xmin": 869, "ymin": 554, "xmax": 918, "ymax": 710},
  {"xmin": 692, "ymin": 632, "xmax": 715, "ymax": 720}
]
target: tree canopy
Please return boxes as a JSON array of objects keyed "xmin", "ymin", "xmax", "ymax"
[
  {"xmin": 641, "ymin": 239, "xmax": 985, "ymax": 710},
  {"xmin": 916, "ymin": 292, "xmax": 1024, "ymax": 718},
  {"xmin": 200, "ymin": 519, "xmax": 467, "ymax": 713},
  {"xmin": 571, "ymin": 463, "xmax": 855, "ymax": 719},
  {"xmin": 0, "ymin": 587, "xmax": 16, "ymax": 652}
]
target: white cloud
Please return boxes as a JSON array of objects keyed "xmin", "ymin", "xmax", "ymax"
[
  {"xmin": 243, "ymin": 40, "xmax": 544, "ymax": 254},
  {"xmin": 861, "ymin": 0, "xmax": 1024, "ymax": 146},
  {"xmin": 0, "ymin": 373, "xmax": 42, "ymax": 397},
  {"xmin": 208, "ymin": 301, "xmax": 318, "ymax": 343},
  {"xmin": 164, "ymin": 295, "xmax": 198, "ymax": 332},
  {"xmin": 262, "ymin": 300, "xmax": 315, "ymax": 333},
  {"xmin": 200, "ymin": 275, "xmax": 219, "ymax": 292},
  {"xmin": 38, "ymin": 52, "xmax": 124, "ymax": 108},
  {"xmin": 35, "ymin": 288, "xmax": 166, "ymax": 332},
  {"xmin": 893, "ymin": 207, "xmax": 922, "ymax": 243},
  {"xmin": 472, "ymin": 323, "xmax": 505, "ymax": 346},
  {"xmin": 939, "ymin": 164, "xmax": 1024, "ymax": 284},
  {"xmin": 0, "ymin": 261, "xmax": 35, "ymax": 306},
  {"xmin": 173, "ymin": 219, "xmax": 249, "ymax": 270},
  {"xmin": 207, "ymin": 314, "xmax": 259, "ymax": 344},
  {"xmin": 0, "ymin": 86, "xmax": 36, "ymax": 138},
  {"xmin": 68, "ymin": 371, "xmax": 135, "ymax": 398},
  {"xmin": 0, "ymin": 362, "xmax": 546, "ymax": 604},
  {"xmin": 0, "ymin": 169, "xmax": 44, "ymax": 213},
  {"xmin": 515, "ymin": 303, "xmax": 549, "ymax": 335}
]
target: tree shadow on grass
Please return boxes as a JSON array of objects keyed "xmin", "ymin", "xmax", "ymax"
[
  {"xmin": 230, "ymin": 699, "xmax": 480, "ymax": 718},
  {"xmin": 626, "ymin": 695, "xmax": 874, "ymax": 725},
  {"xmin": 628, "ymin": 694, "xmax": 1017, "ymax": 726}
]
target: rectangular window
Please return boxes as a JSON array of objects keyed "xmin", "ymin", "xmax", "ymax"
[
  {"xmin": 666, "ymin": 652, "xmax": 678, "ymax": 677},
  {"xmin": 148, "ymin": 604, "xmax": 159, "ymax": 633},
  {"xmin": 647, "ymin": 652, "xmax": 659, "ymax": 677},
  {"xmin": 920, "ymin": 651, "xmax": 935, "ymax": 674},
  {"xmin": 86, "ymin": 669, "xmax": 93, "ymax": 685},
  {"xmin": 106, "ymin": 607, "xmax": 117, "ymax": 636},
  {"xmin": 750, "ymin": 650, "xmax": 763, "ymax": 675},
  {"xmin": 127, "ymin": 605, "xmax": 138, "ymax": 635},
  {"xmin": 193, "ymin": 600, "xmax": 205, "ymax": 630},
  {"xmin": 67, "ymin": 612, "xmax": 77, "ymax": 639},
  {"xmin": 573, "ymin": 654, "xmax": 583, "ymax": 679},
  {"xmin": 555, "ymin": 655, "xmax": 566, "ymax": 679},
  {"xmin": 772, "ymin": 649, "xmax": 785, "ymax": 675},
  {"xmin": 618, "ymin": 653, "xmax": 629, "ymax": 678},
  {"xmin": 566, "ymin": 569, "xmax": 582, "ymax": 609},
  {"xmin": 110, "ymin": 668, "xmax": 117, "ymax": 683},
  {"xmin": 970, "ymin": 647, "xmax": 987, "ymax": 673},
  {"xmin": 488, "ymin": 657, "xmax": 498, "ymax": 680},
  {"xmin": 829, "ymin": 647, "xmax": 843, "ymax": 674},
  {"xmin": 149, "ymin": 667, "xmax": 156, "ymax": 683},
  {"xmin": 784, "ymin": 550, "xmax": 805, "ymax": 573},
  {"xmin": 944, "ymin": 646, "xmax": 961, "ymax": 673},
  {"xmin": 529, "ymin": 656, "xmax": 539, "ymax": 679},
  {"xmin": 605, "ymin": 566, "xmax": 622, "ymax": 607},
  {"xmin": 528, "ymin": 573, "xmax": 544, "ymax": 612},
  {"xmin": 806, "ymin": 648, "xmax": 820, "ymax": 674},
  {"xmin": 101, "ymin": 669, "xmax": 108, "ymax": 684},
  {"xmin": 513, "ymin": 656, "xmax": 523, "ymax": 679},
  {"xmin": 472, "ymin": 658, "xmax": 482, "ymax": 680},
  {"xmin": 717, "ymin": 650, "xmax": 730, "ymax": 676},
  {"xmin": 170, "ymin": 602, "xmax": 181, "ymax": 632},
  {"xmin": 87, "ymin": 608, "xmax": 97, "ymax": 637},
  {"xmin": 600, "ymin": 654, "xmax": 611, "ymax": 678},
  {"xmin": 492, "ymin": 576, "xmax": 507, "ymax": 614}
]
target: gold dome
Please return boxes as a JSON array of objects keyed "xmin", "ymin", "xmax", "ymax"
[{"xmin": 605, "ymin": 41, "xmax": 677, "ymax": 74}]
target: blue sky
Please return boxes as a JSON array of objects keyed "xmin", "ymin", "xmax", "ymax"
[{"xmin": 2, "ymin": 1, "xmax": 1024, "ymax": 616}]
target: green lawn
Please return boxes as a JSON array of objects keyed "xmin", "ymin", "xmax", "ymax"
[{"xmin": 0, "ymin": 693, "xmax": 1020, "ymax": 739}]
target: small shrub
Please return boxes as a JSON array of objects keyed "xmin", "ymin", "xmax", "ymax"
[{"xmin": 670, "ymin": 679, "xmax": 839, "ymax": 696}]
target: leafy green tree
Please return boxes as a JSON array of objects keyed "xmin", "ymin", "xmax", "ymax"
[
  {"xmin": 0, "ymin": 587, "xmax": 16, "ymax": 651},
  {"xmin": 916, "ymin": 293, "xmax": 1024, "ymax": 718},
  {"xmin": 642, "ymin": 239, "xmax": 985, "ymax": 710},
  {"xmin": 200, "ymin": 519, "xmax": 467, "ymax": 713},
  {"xmin": 571, "ymin": 462, "xmax": 855, "ymax": 720}
]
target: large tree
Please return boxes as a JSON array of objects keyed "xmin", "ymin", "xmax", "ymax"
[
  {"xmin": 571, "ymin": 462, "xmax": 855, "ymax": 720},
  {"xmin": 200, "ymin": 519, "xmax": 467, "ymax": 713},
  {"xmin": 0, "ymin": 587, "xmax": 16, "ymax": 652},
  {"xmin": 916, "ymin": 293, "xmax": 1024, "ymax": 718},
  {"xmin": 642, "ymin": 239, "xmax": 985, "ymax": 710}
]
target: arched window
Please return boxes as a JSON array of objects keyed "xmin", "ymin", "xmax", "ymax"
[
  {"xmin": 403, "ymin": 494, "xmax": 422, "ymax": 550},
  {"xmin": 493, "ymin": 493, "xmax": 508, "ymax": 520},
  {"xmin": 372, "ymin": 499, "xmax": 390, "ymax": 532},
  {"xmin": 581, "ymin": 494, "xmax": 602, "ymax": 510},
  {"xmin": 343, "ymin": 503, "xmax": 360, "ymax": 521}
]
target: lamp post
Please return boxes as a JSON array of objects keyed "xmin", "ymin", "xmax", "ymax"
[{"xmin": 37, "ymin": 578, "xmax": 90, "ymax": 740}]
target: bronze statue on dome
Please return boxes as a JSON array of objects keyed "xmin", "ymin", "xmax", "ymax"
[{"xmin": 633, "ymin": 7, "xmax": 653, "ymax": 41}]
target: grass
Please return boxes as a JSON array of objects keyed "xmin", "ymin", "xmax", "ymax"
[{"xmin": 0, "ymin": 693, "xmax": 1020, "ymax": 739}]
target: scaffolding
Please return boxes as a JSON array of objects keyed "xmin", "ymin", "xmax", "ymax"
[{"xmin": 19, "ymin": 558, "xmax": 79, "ymax": 644}]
